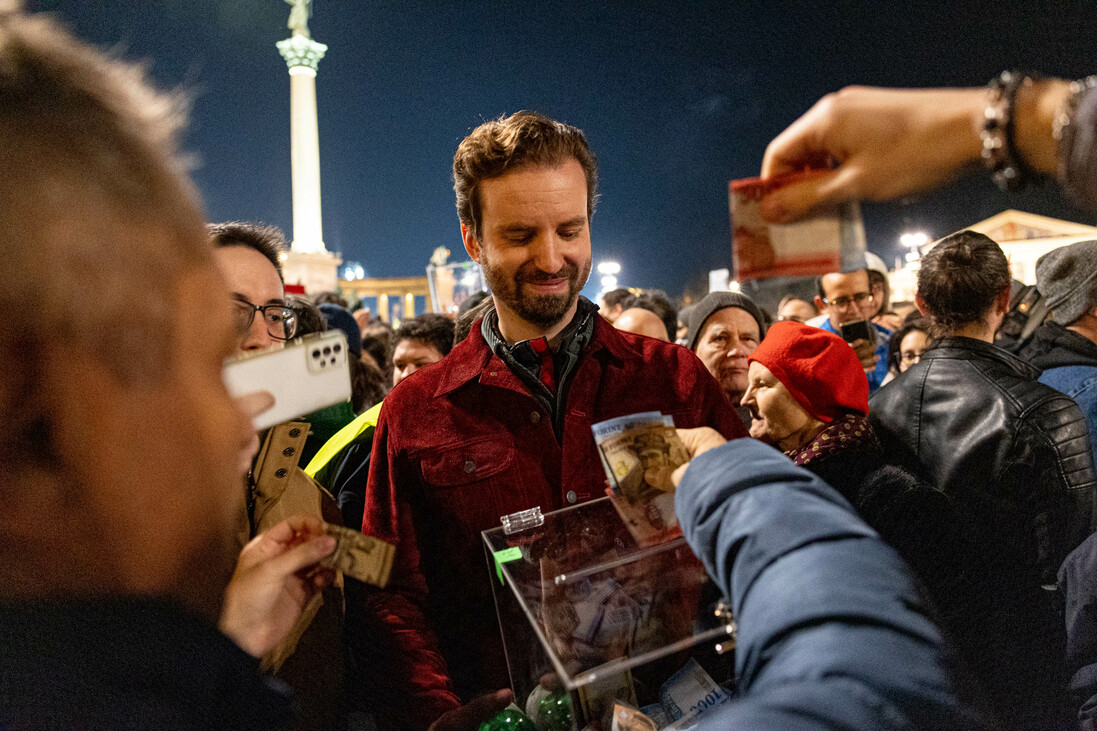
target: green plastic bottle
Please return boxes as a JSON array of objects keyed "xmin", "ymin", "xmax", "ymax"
[{"xmin": 478, "ymin": 707, "xmax": 539, "ymax": 731}]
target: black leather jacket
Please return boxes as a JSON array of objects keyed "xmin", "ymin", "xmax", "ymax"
[
  {"xmin": 870, "ymin": 336, "xmax": 1095, "ymax": 586},
  {"xmin": 871, "ymin": 337, "xmax": 1094, "ymax": 724}
]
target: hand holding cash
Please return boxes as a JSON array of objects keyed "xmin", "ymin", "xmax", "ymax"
[
  {"xmin": 670, "ymin": 428, "xmax": 727, "ymax": 487},
  {"xmin": 592, "ymin": 412, "xmax": 690, "ymax": 546},
  {"xmin": 219, "ymin": 517, "xmax": 396, "ymax": 657},
  {"xmin": 219, "ymin": 515, "xmax": 337, "ymax": 657},
  {"xmin": 730, "ymin": 171, "xmax": 866, "ymax": 281},
  {"xmin": 319, "ymin": 522, "xmax": 395, "ymax": 588}
]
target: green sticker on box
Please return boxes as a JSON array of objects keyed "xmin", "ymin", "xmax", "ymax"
[{"xmin": 493, "ymin": 547, "xmax": 523, "ymax": 585}]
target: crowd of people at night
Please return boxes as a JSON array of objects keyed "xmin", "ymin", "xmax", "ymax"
[{"xmin": 6, "ymin": 8, "xmax": 1097, "ymax": 731}]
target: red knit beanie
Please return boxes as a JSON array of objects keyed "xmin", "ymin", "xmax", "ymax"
[{"xmin": 747, "ymin": 320, "xmax": 869, "ymax": 423}]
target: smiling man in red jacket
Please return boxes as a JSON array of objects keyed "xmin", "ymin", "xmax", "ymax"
[{"xmin": 356, "ymin": 111, "xmax": 744, "ymax": 728}]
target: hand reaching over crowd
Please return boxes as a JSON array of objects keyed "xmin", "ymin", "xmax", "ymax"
[
  {"xmin": 759, "ymin": 81, "xmax": 1072, "ymax": 223},
  {"xmin": 219, "ymin": 516, "xmax": 337, "ymax": 658}
]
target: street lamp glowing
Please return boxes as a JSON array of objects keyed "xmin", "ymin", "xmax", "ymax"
[
  {"xmin": 597, "ymin": 261, "xmax": 621, "ymax": 275},
  {"xmin": 899, "ymin": 232, "xmax": 930, "ymax": 250}
]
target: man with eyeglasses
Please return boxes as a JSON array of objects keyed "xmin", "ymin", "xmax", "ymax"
[
  {"xmin": 210, "ymin": 221, "xmax": 346, "ymax": 729},
  {"xmin": 210, "ymin": 222, "xmax": 298, "ymax": 353},
  {"xmin": 812, "ymin": 268, "xmax": 892, "ymax": 394}
]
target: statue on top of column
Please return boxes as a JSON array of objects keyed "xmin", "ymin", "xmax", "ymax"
[{"xmin": 286, "ymin": 0, "xmax": 312, "ymax": 38}]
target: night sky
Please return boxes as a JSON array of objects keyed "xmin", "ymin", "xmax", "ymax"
[{"xmin": 29, "ymin": 1, "xmax": 1097, "ymax": 303}]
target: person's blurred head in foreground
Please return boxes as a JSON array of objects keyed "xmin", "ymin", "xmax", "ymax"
[
  {"xmin": 0, "ymin": 12, "xmax": 253, "ymax": 621},
  {"xmin": 741, "ymin": 321, "xmax": 869, "ymax": 451}
]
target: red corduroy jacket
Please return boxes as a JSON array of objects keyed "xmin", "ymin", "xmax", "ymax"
[{"xmin": 356, "ymin": 316, "xmax": 745, "ymax": 728}]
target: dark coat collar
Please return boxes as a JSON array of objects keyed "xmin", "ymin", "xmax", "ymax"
[
  {"xmin": 1023, "ymin": 321, "xmax": 1097, "ymax": 370},
  {"xmin": 925, "ymin": 335, "xmax": 1041, "ymax": 380},
  {"xmin": 434, "ymin": 308, "xmax": 642, "ymax": 398}
]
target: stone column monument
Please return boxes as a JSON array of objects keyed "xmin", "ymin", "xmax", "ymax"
[{"xmin": 276, "ymin": 0, "xmax": 341, "ymax": 293}]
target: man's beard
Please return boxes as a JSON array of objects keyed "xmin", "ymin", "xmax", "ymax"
[{"xmin": 482, "ymin": 255, "xmax": 591, "ymax": 330}]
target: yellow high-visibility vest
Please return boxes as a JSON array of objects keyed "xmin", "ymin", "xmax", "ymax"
[{"xmin": 304, "ymin": 400, "xmax": 384, "ymax": 478}]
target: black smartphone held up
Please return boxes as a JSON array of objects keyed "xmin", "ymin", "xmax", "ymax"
[{"xmin": 838, "ymin": 319, "xmax": 875, "ymax": 345}]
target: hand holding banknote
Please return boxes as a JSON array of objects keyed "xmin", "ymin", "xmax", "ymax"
[
  {"xmin": 670, "ymin": 428, "xmax": 727, "ymax": 487},
  {"xmin": 593, "ymin": 413, "xmax": 690, "ymax": 546},
  {"xmin": 219, "ymin": 515, "xmax": 336, "ymax": 657},
  {"xmin": 759, "ymin": 87, "xmax": 991, "ymax": 223}
]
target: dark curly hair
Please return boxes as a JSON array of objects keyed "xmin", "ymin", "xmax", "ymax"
[
  {"xmin": 395, "ymin": 314, "xmax": 456, "ymax": 359},
  {"xmin": 917, "ymin": 230, "xmax": 1011, "ymax": 336}
]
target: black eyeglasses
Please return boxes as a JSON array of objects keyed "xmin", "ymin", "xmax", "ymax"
[
  {"xmin": 822, "ymin": 292, "xmax": 874, "ymax": 310},
  {"xmin": 231, "ymin": 297, "xmax": 297, "ymax": 340}
]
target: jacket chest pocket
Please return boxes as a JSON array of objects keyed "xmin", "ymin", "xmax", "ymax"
[{"xmin": 419, "ymin": 439, "xmax": 517, "ymax": 536}]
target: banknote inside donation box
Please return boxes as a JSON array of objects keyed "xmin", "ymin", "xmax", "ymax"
[{"xmin": 481, "ymin": 413, "xmax": 737, "ymax": 730}]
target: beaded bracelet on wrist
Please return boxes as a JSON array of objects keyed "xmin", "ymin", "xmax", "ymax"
[{"xmin": 982, "ymin": 70, "xmax": 1040, "ymax": 193}]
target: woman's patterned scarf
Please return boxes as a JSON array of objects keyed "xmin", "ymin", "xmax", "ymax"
[{"xmin": 786, "ymin": 412, "xmax": 878, "ymax": 467}]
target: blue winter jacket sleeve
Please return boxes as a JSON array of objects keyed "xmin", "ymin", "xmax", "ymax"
[{"xmin": 676, "ymin": 439, "xmax": 984, "ymax": 730}]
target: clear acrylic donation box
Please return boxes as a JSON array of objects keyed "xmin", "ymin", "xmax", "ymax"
[{"xmin": 482, "ymin": 498, "xmax": 737, "ymax": 730}]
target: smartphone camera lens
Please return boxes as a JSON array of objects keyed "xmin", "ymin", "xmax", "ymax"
[
  {"xmin": 323, "ymin": 346, "xmax": 331, "ymax": 356},
  {"xmin": 311, "ymin": 349, "xmax": 321, "ymax": 359},
  {"xmin": 333, "ymin": 344, "xmax": 342, "ymax": 354}
]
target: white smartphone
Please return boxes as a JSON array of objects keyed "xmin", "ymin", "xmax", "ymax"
[{"xmin": 223, "ymin": 330, "xmax": 352, "ymax": 431}]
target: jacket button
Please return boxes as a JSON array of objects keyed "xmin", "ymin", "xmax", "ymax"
[
  {"xmin": 463, "ymin": 459, "xmax": 476, "ymax": 474},
  {"xmin": 530, "ymin": 411, "xmax": 541, "ymax": 424},
  {"xmin": 566, "ymin": 490, "xmax": 578, "ymax": 504},
  {"xmin": 275, "ymin": 468, "xmax": 288, "ymax": 479},
  {"xmin": 288, "ymin": 428, "xmax": 301, "ymax": 439},
  {"xmin": 282, "ymin": 447, "xmax": 295, "ymax": 457}
]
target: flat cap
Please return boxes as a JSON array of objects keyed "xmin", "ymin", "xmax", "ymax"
[{"xmin": 1035, "ymin": 240, "xmax": 1097, "ymax": 325}]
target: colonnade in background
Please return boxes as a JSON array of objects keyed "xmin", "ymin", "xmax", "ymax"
[{"xmin": 340, "ymin": 276, "xmax": 433, "ymax": 325}]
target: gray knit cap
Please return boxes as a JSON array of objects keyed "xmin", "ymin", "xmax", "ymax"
[
  {"xmin": 686, "ymin": 292, "xmax": 767, "ymax": 351},
  {"xmin": 1035, "ymin": 240, "xmax": 1097, "ymax": 325}
]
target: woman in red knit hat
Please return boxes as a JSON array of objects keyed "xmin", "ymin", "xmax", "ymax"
[
  {"xmin": 741, "ymin": 320, "xmax": 872, "ymax": 470},
  {"xmin": 741, "ymin": 321, "xmax": 961, "ymax": 603}
]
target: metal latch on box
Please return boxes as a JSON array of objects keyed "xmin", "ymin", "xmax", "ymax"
[{"xmin": 500, "ymin": 506, "xmax": 544, "ymax": 535}]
